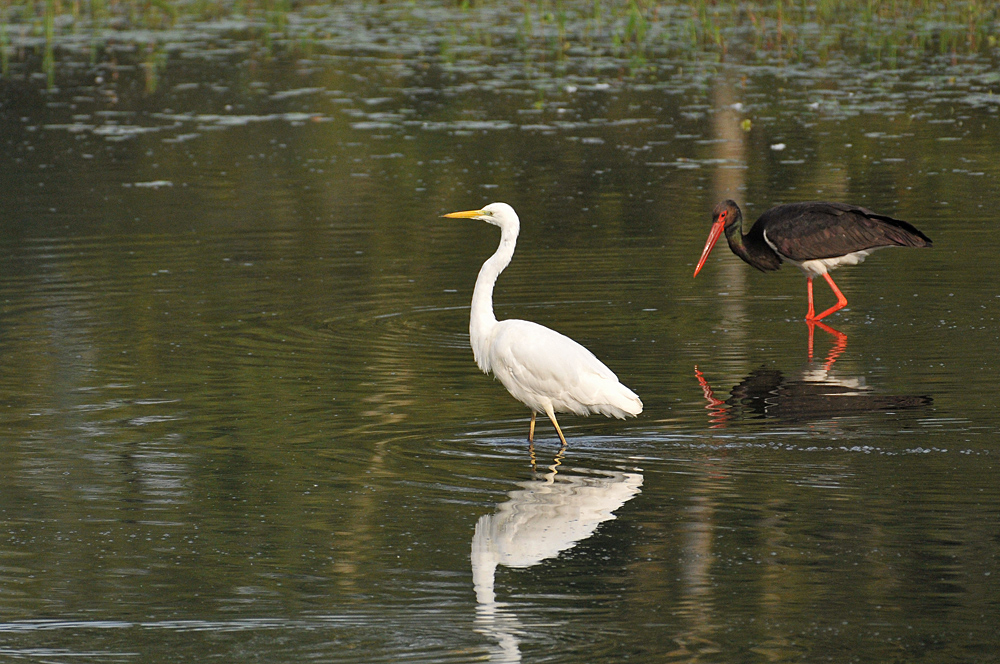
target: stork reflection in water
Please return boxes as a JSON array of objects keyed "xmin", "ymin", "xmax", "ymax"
[{"xmin": 694, "ymin": 329, "xmax": 931, "ymax": 428}]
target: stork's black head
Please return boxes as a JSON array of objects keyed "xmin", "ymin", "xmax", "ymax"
[
  {"xmin": 695, "ymin": 200, "xmax": 744, "ymax": 277},
  {"xmin": 712, "ymin": 199, "xmax": 743, "ymax": 231}
]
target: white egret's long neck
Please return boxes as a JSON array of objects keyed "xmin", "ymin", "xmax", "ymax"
[{"xmin": 470, "ymin": 223, "xmax": 517, "ymax": 370}]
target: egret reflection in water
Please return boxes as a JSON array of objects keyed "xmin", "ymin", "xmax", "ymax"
[{"xmin": 472, "ymin": 466, "xmax": 643, "ymax": 661}]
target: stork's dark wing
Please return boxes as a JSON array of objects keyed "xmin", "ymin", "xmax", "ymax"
[{"xmin": 756, "ymin": 202, "xmax": 932, "ymax": 262}]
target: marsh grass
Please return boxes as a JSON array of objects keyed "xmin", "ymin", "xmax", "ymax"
[{"xmin": 0, "ymin": 0, "xmax": 997, "ymax": 87}]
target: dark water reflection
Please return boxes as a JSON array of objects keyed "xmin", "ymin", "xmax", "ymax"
[
  {"xmin": 695, "ymin": 322, "xmax": 934, "ymax": 428},
  {"xmin": 1, "ymin": 2, "xmax": 999, "ymax": 662}
]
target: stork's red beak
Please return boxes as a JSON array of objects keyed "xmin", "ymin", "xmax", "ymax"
[{"xmin": 694, "ymin": 218, "xmax": 725, "ymax": 277}]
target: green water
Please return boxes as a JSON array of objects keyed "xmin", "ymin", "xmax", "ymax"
[{"xmin": 0, "ymin": 2, "xmax": 998, "ymax": 662}]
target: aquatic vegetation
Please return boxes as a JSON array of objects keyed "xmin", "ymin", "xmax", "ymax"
[{"xmin": 0, "ymin": 0, "xmax": 997, "ymax": 87}]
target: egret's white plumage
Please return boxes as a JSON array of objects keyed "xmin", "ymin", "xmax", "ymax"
[{"xmin": 443, "ymin": 202, "xmax": 642, "ymax": 445}]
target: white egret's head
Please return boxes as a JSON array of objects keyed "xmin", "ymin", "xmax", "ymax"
[{"xmin": 442, "ymin": 202, "xmax": 519, "ymax": 231}]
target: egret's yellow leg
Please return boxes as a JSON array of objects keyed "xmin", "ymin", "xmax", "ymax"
[
  {"xmin": 544, "ymin": 406, "xmax": 569, "ymax": 447},
  {"xmin": 528, "ymin": 412, "xmax": 537, "ymax": 442}
]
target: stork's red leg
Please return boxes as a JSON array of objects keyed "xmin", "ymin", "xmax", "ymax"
[
  {"xmin": 810, "ymin": 272, "xmax": 849, "ymax": 321},
  {"xmin": 805, "ymin": 277, "xmax": 816, "ymax": 320}
]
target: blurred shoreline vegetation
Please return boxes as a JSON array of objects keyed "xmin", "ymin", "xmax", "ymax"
[{"xmin": 0, "ymin": 0, "xmax": 997, "ymax": 88}]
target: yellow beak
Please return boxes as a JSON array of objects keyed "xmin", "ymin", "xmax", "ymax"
[{"xmin": 442, "ymin": 209, "xmax": 485, "ymax": 219}]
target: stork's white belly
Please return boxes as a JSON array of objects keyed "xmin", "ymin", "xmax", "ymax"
[
  {"xmin": 762, "ymin": 231, "xmax": 875, "ymax": 278},
  {"xmin": 792, "ymin": 251, "xmax": 872, "ymax": 278}
]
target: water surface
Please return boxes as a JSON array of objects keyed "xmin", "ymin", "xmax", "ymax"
[{"xmin": 1, "ymin": 2, "xmax": 999, "ymax": 662}]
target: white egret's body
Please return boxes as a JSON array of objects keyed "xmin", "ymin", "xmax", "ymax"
[{"xmin": 443, "ymin": 203, "xmax": 642, "ymax": 445}]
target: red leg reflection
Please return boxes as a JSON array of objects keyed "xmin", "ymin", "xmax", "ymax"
[
  {"xmin": 694, "ymin": 365, "xmax": 729, "ymax": 428},
  {"xmin": 806, "ymin": 319, "xmax": 848, "ymax": 370}
]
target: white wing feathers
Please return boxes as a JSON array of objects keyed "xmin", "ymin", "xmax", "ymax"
[{"xmin": 484, "ymin": 320, "xmax": 642, "ymax": 419}]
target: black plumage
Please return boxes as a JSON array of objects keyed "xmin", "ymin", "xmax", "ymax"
[
  {"xmin": 694, "ymin": 199, "xmax": 933, "ymax": 321},
  {"xmin": 753, "ymin": 201, "xmax": 932, "ymax": 265}
]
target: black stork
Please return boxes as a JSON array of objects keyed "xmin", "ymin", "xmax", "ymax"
[{"xmin": 693, "ymin": 200, "xmax": 932, "ymax": 321}]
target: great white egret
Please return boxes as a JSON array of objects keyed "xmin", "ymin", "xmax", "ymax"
[{"xmin": 443, "ymin": 202, "xmax": 642, "ymax": 445}]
